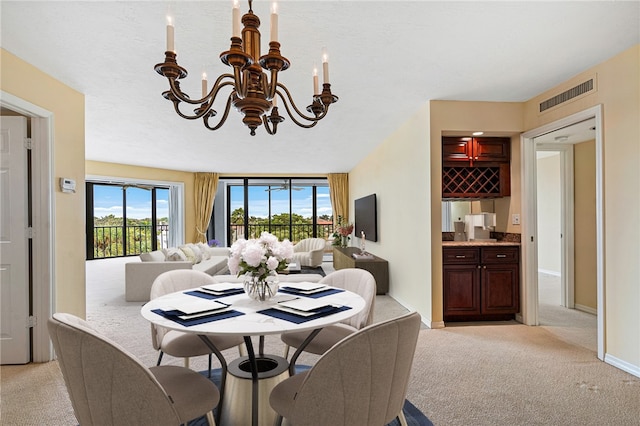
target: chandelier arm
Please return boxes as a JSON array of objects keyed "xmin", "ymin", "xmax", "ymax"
[
  {"xmin": 168, "ymin": 75, "xmax": 236, "ymax": 106},
  {"xmin": 171, "ymin": 100, "xmax": 213, "ymax": 120},
  {"xmin": 203, "ymin": 94, "xmax": 235, "ymax": 131},
  {"xmin": 262, "ymin": 116, "xmax": 276, "ymax": 135},
  {"xmin": 168, "ymin": 74, "xmax": 233, "ymax": 105},
  {"xmin": 276, "ymin": 83, "xmax": 328, "ymax": 122},
  {"xmin": 170, "ymin": 80, "xmax": 237, "ymax": 120},
  {"xmin": 278, "ymin": 96, "xmax": 319, "ymax": 129}
]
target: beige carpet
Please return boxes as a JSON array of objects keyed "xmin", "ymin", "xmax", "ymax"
[{"xmin": 1, "ymin": 259, "xmax": 639, "ymax": 425}]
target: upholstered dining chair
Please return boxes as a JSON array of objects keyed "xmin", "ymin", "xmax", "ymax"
[
  {"xmin": 291, "ymin": 238, "xmax": 326, "ymax": 268},
  {"xmin": 48, "ymin": 313, "xmax": 219, "ymax": 426},
  {"xmin": 151, "ymin": 269, "xmax": 244, "ymax": 425},
  {"xmin": 281, "ymin": 268, "xmax": 376, "ymax": 359},
  {"xmin": 270, "ymin": 311, "xmax": 421, "ymax": 426}
]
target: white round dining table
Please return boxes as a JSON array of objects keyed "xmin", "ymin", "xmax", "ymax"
[{"xmin": 140, "ymin": 283, "xmax": 366, "ymax": 426}]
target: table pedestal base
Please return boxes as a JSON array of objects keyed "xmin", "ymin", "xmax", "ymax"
[{"xmin": 221, "ymin": 355, "xmax": 289, "ymax": 426}]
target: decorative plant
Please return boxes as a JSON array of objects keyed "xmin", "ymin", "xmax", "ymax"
[
  {"xmin": 228, "ymin": 232, "xmax": 294, "ymax": 281},
  {"xmin": 207, "ymin": 239, "xmax": 220, "ymax": 247},
  {"xmin": 332, "ymin": 215, "xmax": 353, "ymax": 247}
]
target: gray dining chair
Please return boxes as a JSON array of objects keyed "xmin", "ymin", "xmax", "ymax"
[
  {"xmin": 48, "ymin": 312, "xmax": 219, "ymax": 426},
  {"xmin": 151, "ymin": 269, "xmax": 245, "ymax": 425},
  {"xmin": 281, "ymin": 268, "xmax": 376, "ymax": 359},
  {"xmin": 270, "ymin": 311, "xmax": 422, "ymax": 426}
]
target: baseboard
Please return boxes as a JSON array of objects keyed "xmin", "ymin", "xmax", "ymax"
[
  {"xmin": 574, "ymin": 303, "xmax": 597, "ymax": 315},
  {"xmin": 604, "ymin": 353, "xmax": 640, "ymax": 378},
  {"xmin": 428, "ymin": 320, "xmax": 445, "ymax": 329},
  {"xmin": 538, "ymin": 268, "xmax": 561, "ymax": 277},
  {"xmin": 386, "ymin": 294, "xmax": 445, "ymax": 329}
]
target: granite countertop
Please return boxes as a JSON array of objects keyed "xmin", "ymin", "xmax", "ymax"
[{"xmin": 442, "ymin": 241, "xmax": 521, "ymax": 247}]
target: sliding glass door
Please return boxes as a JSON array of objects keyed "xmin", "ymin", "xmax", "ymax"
[
  {"xmin": 86, "ymin": 182, "xmax": 169, "ymax": 259},
  {"xmin": 222, "ymin": 178, "xmax": 332, "ymax": 245}
]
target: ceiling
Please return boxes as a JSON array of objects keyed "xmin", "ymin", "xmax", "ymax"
[{"xmin": 2, "ymin": 1, "xmax": 638, "ymax": 174}]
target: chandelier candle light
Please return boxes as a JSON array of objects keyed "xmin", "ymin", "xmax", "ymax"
[{"xmin": 155, "ymin": 0, "xmax": 338, "ymax": 136}]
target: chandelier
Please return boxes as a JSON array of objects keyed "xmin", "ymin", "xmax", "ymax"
[{"xmin": 154, "ymin": 0, "xmax": 338, "ymax": 136}]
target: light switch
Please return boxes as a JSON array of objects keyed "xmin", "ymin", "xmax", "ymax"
[{"xmin": 512, "ymin": 214, "xmax": 520, "ymax": 225}]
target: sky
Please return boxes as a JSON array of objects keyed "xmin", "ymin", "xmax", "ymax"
[
  {"xmin": 93, "ymin": 185, "xmax": 169, "ymax": 220},
  {"xmin": 230, "ymin": 185, "xmax": 332, "ymax": 219},
  {"xmin": 93, "ymin": 183, "xmax": 331, "ymax": 220}
]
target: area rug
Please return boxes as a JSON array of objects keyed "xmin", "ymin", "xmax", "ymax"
[{"xmin": 189, "ymin": 368, "xmax": 433, "ymax": 426}]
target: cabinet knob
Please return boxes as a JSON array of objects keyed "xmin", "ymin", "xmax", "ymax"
[
  {"xmin": 477, "ymin": 265, "xmax": 481, "ymax": 269},
  {"xmin": 483, "ymin": 266, "xmax": 486, "ymax": 269}
]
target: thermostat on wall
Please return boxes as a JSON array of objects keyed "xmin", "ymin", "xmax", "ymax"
[{"xmin": 60, "ymin": 177, "xmax": 76, "ymax": 193}]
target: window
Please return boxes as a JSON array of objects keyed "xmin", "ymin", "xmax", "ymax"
[
  {"xmin": 86, "ymin": 180, "xmax": 181, "ymax": 259},
  {"xmin": 213, "ymin": 178, "xmax": 333, "ymax": 245}
]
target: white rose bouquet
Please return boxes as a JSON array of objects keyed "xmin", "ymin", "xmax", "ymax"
[{"xmin": 228, "ymin": 232, "xmax": 294, "ymax": 281}]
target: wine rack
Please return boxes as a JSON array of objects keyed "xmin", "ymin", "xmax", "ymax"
[{"xmin": 442, "ymin": 166, "xmax": 507, "ymax": 198}]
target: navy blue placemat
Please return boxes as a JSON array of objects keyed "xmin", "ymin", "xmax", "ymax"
[
  {"xmin": 151, "ymin": 308, "xmax": 244, "ymax": 327},
  {"xmin": 184, "ymin": 289, "xmax": 245, "ymax": 300},
  {"xmin": 257, "ymin": 305, "xmax": 351, "ymax": 324},
  {"xmin": 278, "ymin": 287, "xmax": 345, "ymax": 299}
]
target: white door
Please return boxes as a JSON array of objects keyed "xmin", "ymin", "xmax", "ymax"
[{"xmin": 0, "ymin": 116, "xmax": 30, "ymax": 364}]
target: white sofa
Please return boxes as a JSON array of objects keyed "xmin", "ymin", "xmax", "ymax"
[
  {"xmin": 125, "ymin": 246, "xmax": 230, "ymax": 302},
  {"xmin": 291, "ymin": 238, "xmax": 326, "ymax": 268}
]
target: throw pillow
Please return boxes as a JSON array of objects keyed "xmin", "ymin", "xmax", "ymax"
[
  {"xmin": 179, "ymin": 245, "xmax": 197, "ymax": 264},
  {"xmin": 188, "ymin": 243, "xmax": 203, "ymax": 264},
  {"xmin": 197, "ymin": 242, "xmax": 211, "ymax": 260},
  {"xmin": 163, "ymin": 247, "xmax": 187, "ymax": 262}
]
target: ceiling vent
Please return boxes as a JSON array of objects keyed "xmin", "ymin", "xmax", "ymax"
[{"xmin": 539, "ymin": 76, "xmax": 595, "ymax": 113}]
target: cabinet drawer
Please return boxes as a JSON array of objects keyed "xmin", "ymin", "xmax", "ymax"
[
  {"xmin": 481, "ymin": 247, "xmax": 519, "ymax": 264},
  {"xmin": 443, "ymin": 247, "xmax": 480, "ymax": 264}
]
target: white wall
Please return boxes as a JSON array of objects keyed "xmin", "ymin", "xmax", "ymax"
[
  {"xmin": 349, "ymin": 103, "xmax": 432, "ymax": 323},
  {"xmin": 536, "ymin": 152, "xmax": 561, "ymax": 275}
]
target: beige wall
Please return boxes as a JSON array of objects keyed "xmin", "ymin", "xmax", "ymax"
[
  {"xmin": 1, "ymin": 49, "xmax": 86, "ymax": 317},
  {"xmin": 85, "ymin": 161, "xmax": 197, "ymax": 243},
  {"xmin": 349, "ymin": 104, "xmax": 432, "ymax": 321},
  {"xmin": 536, "ymin": 153, "xmax": 561, "ymax": 274},
  {"xmin": 523, "ymin": 45, "xmax": 640, "ymax": 371},
  {"xmin": 573, "ymin": 140, "xmax": 597, "ymax": 311}
]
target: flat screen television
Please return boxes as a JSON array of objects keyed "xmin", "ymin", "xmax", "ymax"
[{"xmin": 354, "ymin": 194, "xmax": 377, "ymax": 242}]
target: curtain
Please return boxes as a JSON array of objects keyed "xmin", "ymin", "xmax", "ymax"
[
  {"xmin": 167, "ymin": 185, "xmax": 184, "ymax": 247},
  {"xmin": 194, "ymin": 172, "xmax": 219, "ymax": 243},
  {"xmin": 328, "ymin": 173, "xmax": 349, "ymax": 225}
]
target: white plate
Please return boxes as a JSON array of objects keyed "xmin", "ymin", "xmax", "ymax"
[
  {"xmin": 167, "ymin": 299, "xmax": 229, "ymax": 315},
  {"xmin": 272, "ymin": 304, "xmax": 317, "ymax": 317},
  {"xmin": 201, "ymin": 283, "xmax": 243, "ymax": 292},
  {"xmin": 282, "ymin": 282, "xmax": 327, "ymax": 292},
  {"xmin": 277, "ymin": 298, "xmax": 335, "ymax": 312},
  {"xmin": 177, "ymin": 307, "xmax": 232, "ymax": 320}
]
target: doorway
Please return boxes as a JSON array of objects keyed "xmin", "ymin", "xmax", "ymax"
[
  {"xmin": 1, "ymin": 91, "xmax": 54, "ymax": 363},
  {"xmin": 521, "ymin": 105, "xmax": 604, "ymax": 360}
]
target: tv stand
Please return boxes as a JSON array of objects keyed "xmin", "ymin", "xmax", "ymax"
[{"xmin": 333, "ymin": 247, "xmax": 389, "ymax": 294}]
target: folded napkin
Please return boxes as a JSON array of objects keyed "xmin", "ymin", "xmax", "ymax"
[
  {"xmin": 278, "ymin": 287, "xmax": 345, "ymax": 299},
  {"xmin": 151, "ymin": 308, "xmax": 244, "ymax": 327},
  {"xmin": 184, "ymin": 289, "xmax": 245, "ymax": 300},
  {"xmin": 257, "ymin": 305, "xmax": 351, "ymax": 324}
]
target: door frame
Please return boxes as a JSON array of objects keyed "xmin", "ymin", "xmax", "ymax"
[
  {"xmin": 535, "ymin": 144, "xmax": 575, "ymax": 309},
  {"xmin": 1, "ymin": 91, "xmax": 55, "ymax": 362},
  {"xmin": 520, "ymin": 105, "xmax": 604, "ymax": 360}
]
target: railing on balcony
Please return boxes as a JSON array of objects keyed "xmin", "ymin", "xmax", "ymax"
[
  {"xmin": 92, "ymin": 224, "xmax": 169, "ymax": 259},
  {"xmin": 230, "ymin": 223, "xmax": 334, "ymax": 244}
]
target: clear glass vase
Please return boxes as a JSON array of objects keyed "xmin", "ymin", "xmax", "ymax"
[{"xmin": 243, "ymin": 270, "xmax": 279, "ymax": 302}]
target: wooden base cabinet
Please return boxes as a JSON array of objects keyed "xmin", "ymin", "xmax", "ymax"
[
  {"xmin": 333, "ymin": 247, "xmax": 389, "ymax": 295},
  {"xmin": 443, "ymin": 246, "xmax": 519, "ymax": 322}
]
